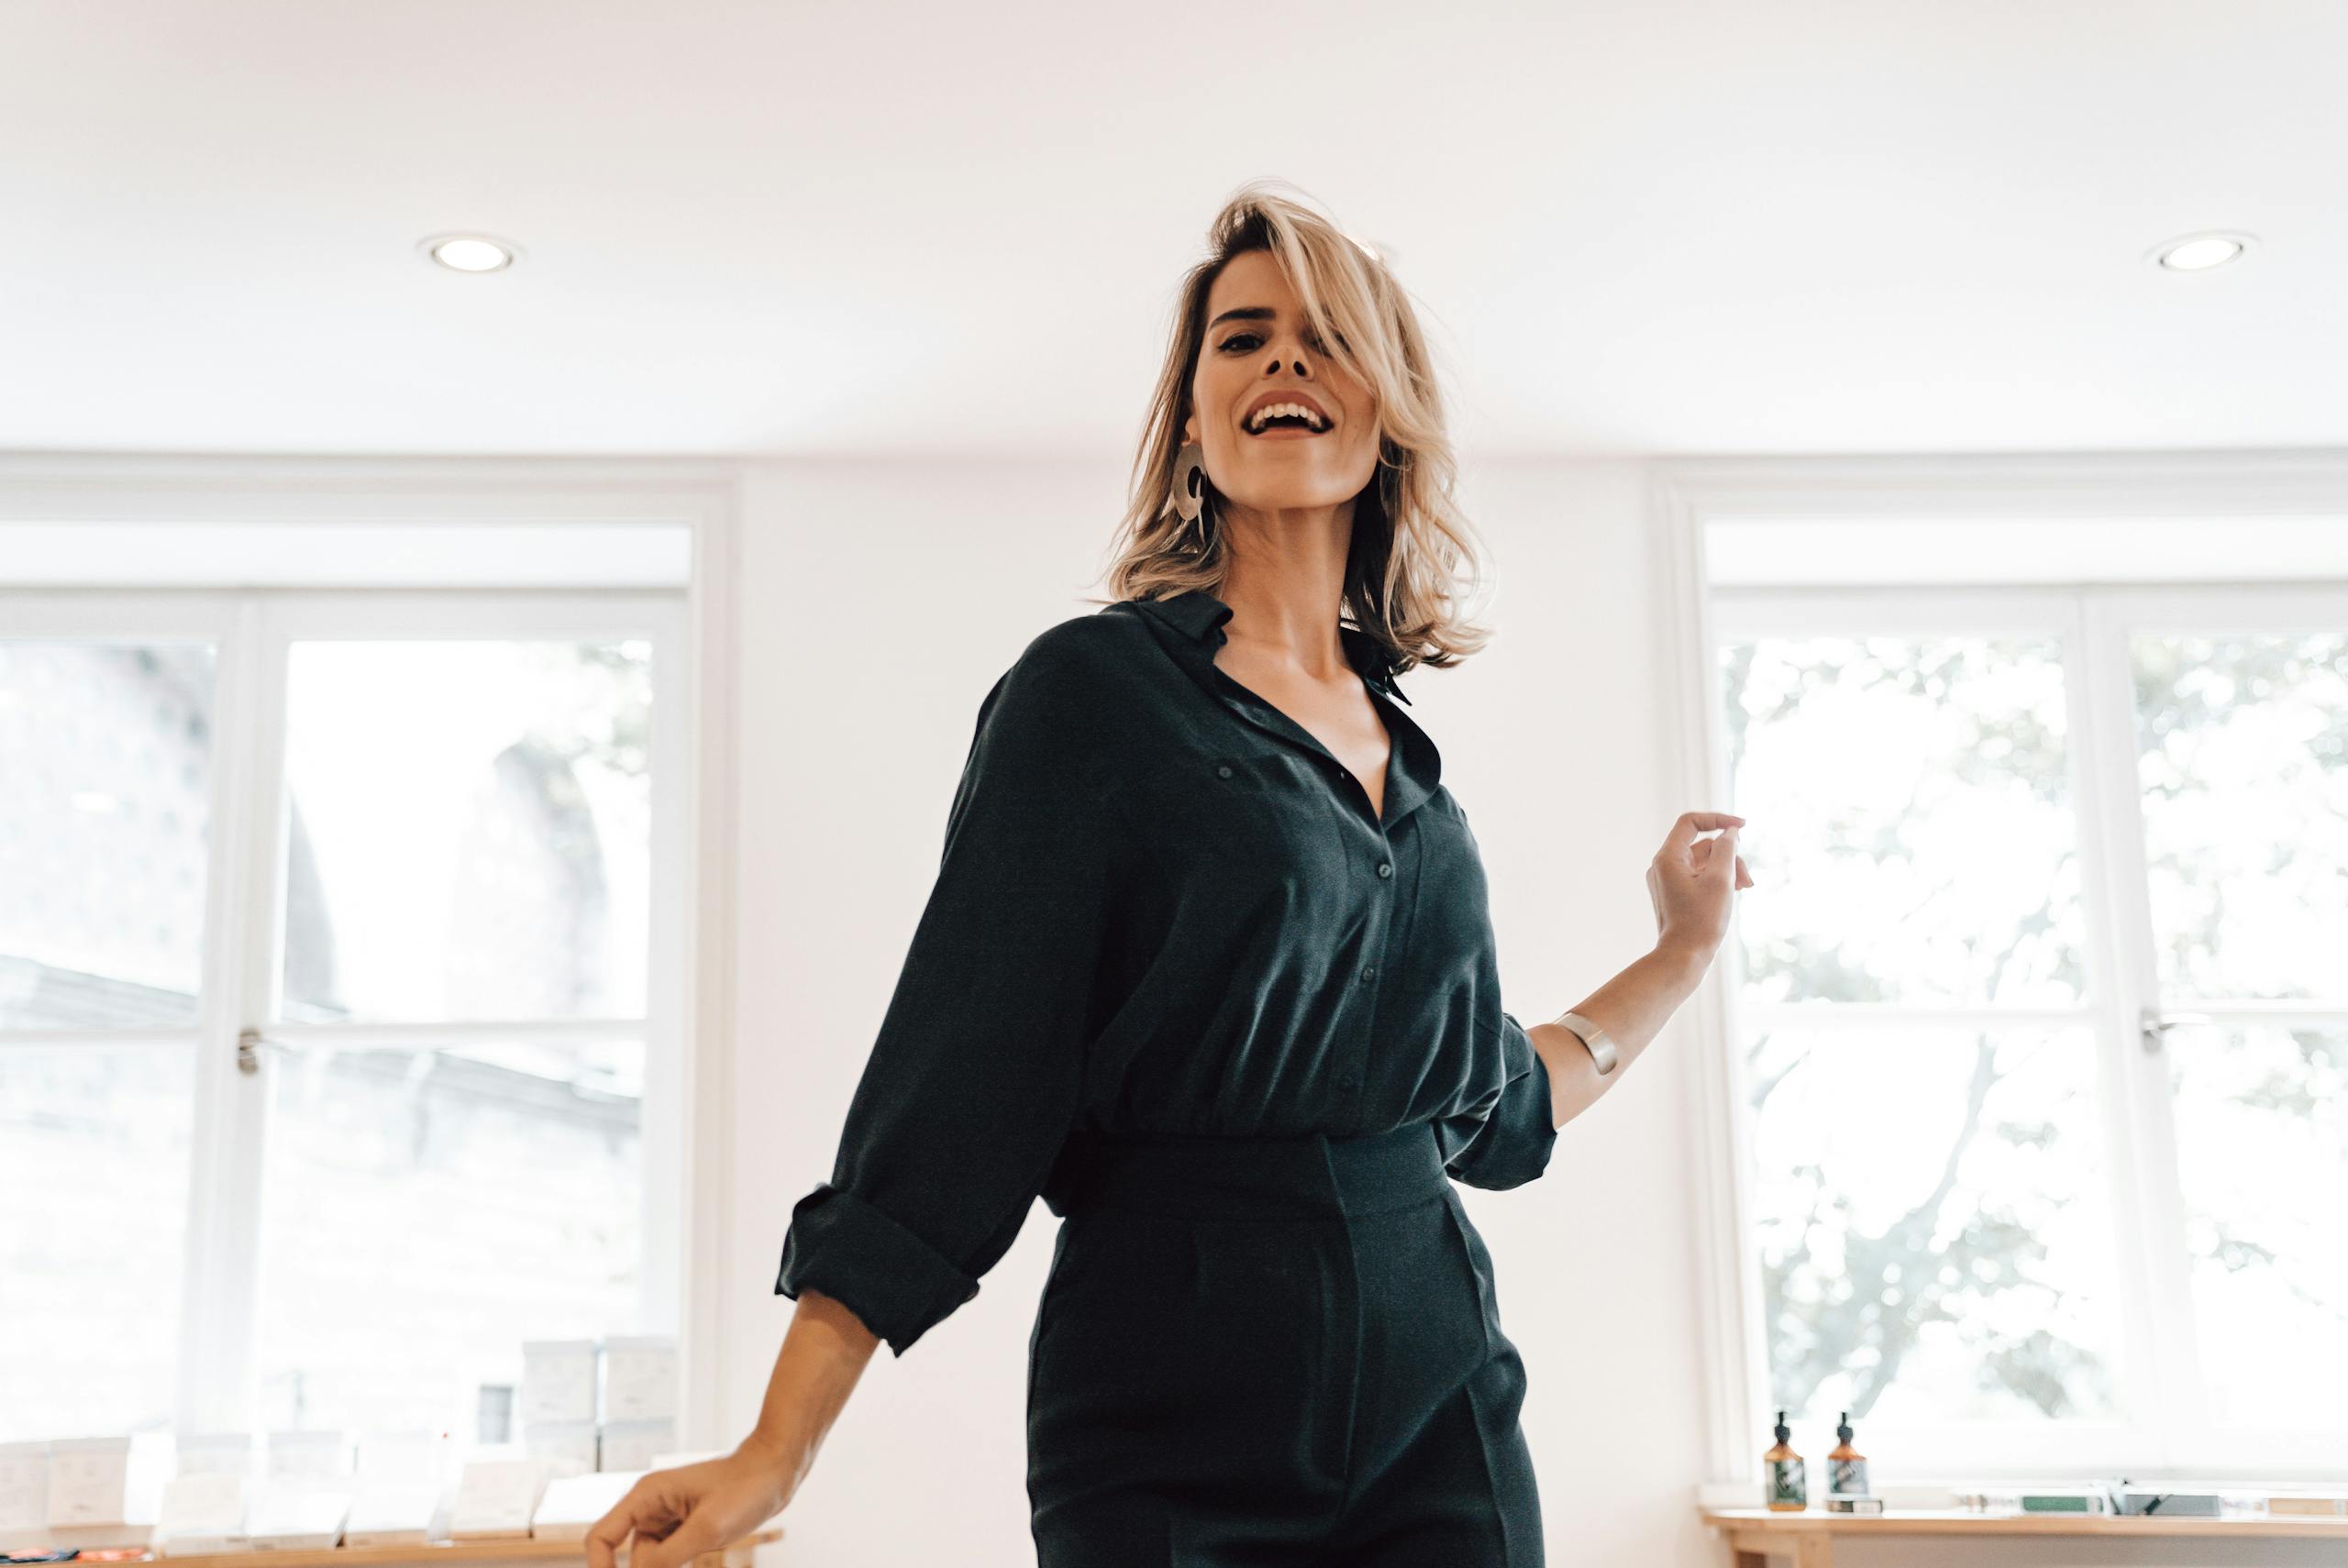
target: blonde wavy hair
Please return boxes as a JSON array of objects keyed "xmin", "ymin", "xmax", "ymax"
[{"xmin": 1095, "ymin": 178, "xmax": 1495, "ymax": 679}]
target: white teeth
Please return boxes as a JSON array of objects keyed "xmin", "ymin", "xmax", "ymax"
[{"xmin": 1246, "ymin": 402, "xmax": 1328, "ymax": 434}]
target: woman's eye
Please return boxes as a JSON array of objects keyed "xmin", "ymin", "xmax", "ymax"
[{"xmin": 1217, "ymin": 329, "xmax": 1348, "ymax": 355}]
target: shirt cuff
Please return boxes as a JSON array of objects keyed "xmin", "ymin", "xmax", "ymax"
[
  {"xmin": 774, "ymin": 1183, "xmax": 981, "ymax": 1357},
  {"xmin": 1444, "ymin": 1013, "xmax": 1561, "ymax": 1190}
]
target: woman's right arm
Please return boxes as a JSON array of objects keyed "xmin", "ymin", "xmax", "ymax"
[
  {"xmin": 744, "ymin": 1287, "xmax": 881, "ymax": 1490},
  {"xmin": 583, "ymin": 1289, "xmax": 880, "ymax": 1568},
  {"xmin": 590, "ymin": 630, "xmax": 1115, "ymax": 1568}
]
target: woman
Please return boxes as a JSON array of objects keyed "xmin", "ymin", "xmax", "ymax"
[{"xmin": 587, "ymin": 180, "xmax": 1749, "ymax": 1568}]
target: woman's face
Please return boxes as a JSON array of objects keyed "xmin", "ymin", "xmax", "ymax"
[{"xmin": 1183, "ymin": 248, "xmax": 1379, "ymax": 523}]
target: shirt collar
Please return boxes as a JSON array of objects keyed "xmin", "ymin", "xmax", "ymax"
[
  {"xmin": 1124, "ymin": 588, "xmax": 1440, "ymax": 828},
  {"xmin": 1129, "ymin": 587, "xmax": 1412, "ymax": 707}
]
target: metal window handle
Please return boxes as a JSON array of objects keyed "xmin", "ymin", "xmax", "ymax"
[
  {"xmin": 237, "ymin": 1026, "xmax": 293, "ymax": 1075},
  {"xmin": 2138, "ymin": 1007, "xmax": 2211, "ymax": 1055}
]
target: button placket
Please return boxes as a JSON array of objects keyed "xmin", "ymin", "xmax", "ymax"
[{"xmin": 1344, "ymin": 794, "xmax": 1395, "ymax": 1104}]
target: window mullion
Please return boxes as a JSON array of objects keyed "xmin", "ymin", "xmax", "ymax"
[
  {"xmin": 639, "ymin": 600, "xmax": 691, "ymax": 1351},
  {"xmin": 2075, "ymin": 590, "xmax": 2207, "ymax": 1464},
  {"xmin": 176, "ymin": 592, "xmax": 283, "ymax": 1432}
]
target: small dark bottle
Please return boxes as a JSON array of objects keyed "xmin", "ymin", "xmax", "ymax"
[
  {"xmin": 1828, "ymin": 1410, "xmax": 1871, "ymax": 1497},
  {"xmin": 1764, "ymin": 1408, "xmax": 1808, "ymax": 1511}
]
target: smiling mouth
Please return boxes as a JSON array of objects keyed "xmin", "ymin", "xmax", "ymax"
[{"xmin": 1244, "ymin": 413, "xmax": 1332, "ymax": 439}]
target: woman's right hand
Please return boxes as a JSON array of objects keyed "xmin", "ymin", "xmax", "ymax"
[{"xmin": 584, "ymin": 1434, "xmax": 799, "ymax": 1568}]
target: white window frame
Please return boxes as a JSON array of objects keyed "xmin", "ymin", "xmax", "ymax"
[
  {"xmin": 0, "ymin": 454, "xmax": 741, "ymax": 1448},
  {"xmin": 1651, "ymin": 450, "xmax": 2348, "ymax": 1487}
]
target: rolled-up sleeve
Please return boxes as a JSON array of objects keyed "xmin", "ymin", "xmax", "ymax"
[
  {"xmin": 1439, "ymin": 1010, "xmax": 1558, "ymax": 1191},
  {"xmin": 775, "ymin": 635, "xmax": 1116, "ymax": 1355}
]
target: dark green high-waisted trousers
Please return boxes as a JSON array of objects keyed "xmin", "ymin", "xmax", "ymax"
[{"xmin": 1026, "ymin": 1121, "xmax": 1544, "ymax": 1566}]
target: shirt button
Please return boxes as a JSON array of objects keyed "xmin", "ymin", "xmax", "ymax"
[
  {"xmin": 1360, "ymin": 964, "xmax": 1378, "ymax": 983},
  {"xmin": 1216, "ymin": 764, "xmax": 1233, "ymax": 778},
  {"xmin": 1376, "ymin": 861, "xmax": 1392, "ymax": 878}
]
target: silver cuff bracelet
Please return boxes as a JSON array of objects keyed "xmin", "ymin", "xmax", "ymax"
[{"xmin": 1553, "ymin": 1010, "xmax": 1620, "ymax": 1076}]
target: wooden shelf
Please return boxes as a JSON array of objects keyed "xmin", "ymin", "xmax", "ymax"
[
  {"xmin": 1703, "ymin": 1506, "xmax": 2348, "ymax": 1566},
  {"xmin": 48, "ymin": 1527, "xmax": 784, "ymax": 1568}
]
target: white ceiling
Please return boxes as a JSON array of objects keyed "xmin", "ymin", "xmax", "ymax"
[{"xmin": 5, "ymin": 0, "xmax": 2342, "ymax": 458}]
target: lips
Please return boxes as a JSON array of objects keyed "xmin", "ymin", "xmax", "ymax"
[{"xmin": 1241, "ymin": 389, "xmax": 1333, "ymax": 435}]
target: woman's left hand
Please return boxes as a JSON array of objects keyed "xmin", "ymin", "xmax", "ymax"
[{"xmin": 1646, "ymin": 811, "xmax": 1753, "ymax": 970}]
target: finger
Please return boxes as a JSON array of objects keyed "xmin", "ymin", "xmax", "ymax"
[
  {"xmin": 1660, "ymin": 812, "xmax": 1746, "ymax": 860},
  {"xmin": 1706, "ymin": 823, "xmax": 1741, "ymax": 878},
  {"xmin": 585, "ymin": 1496, "xmax": 643, "ymax": 1568},
  {"xmin": 1657, "ymin": 812, "xmax": 1702, "ymax": 860},
  {"xmin": 633, "ymin": 1514, "xmax": 721, "ymax": 1568},
  {"xmin": 593, "ymin": 1478, "xmax": 684, "ymax": 1568}
]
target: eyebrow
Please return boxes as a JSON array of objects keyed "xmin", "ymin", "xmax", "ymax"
[{"xmin": 1206, "ymin": 306, "xmax": 1278, "ymax": 329}]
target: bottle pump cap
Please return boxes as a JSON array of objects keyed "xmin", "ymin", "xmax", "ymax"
[
  {"xmin": 1774, "ymin": 1408, "xmax": 1790, "ymax": 1443},
  {"xmin": 1837, "ymin": 1411, "xmax": 1854, "ymax": 1442}
]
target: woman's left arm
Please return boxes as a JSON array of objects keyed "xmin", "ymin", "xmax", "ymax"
[
  {"xmin": 1530, "ymin": 810, "xmax": 1751, "ymax": 1130},
  {"xmin": 1528, "ymin": 944, "xmax": 1706, "ymax": 1129}
]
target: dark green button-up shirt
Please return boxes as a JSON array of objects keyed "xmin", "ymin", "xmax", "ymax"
[{"xmin": 775, "ymin": 587, "xmax": 1557, "ymax": 1355}]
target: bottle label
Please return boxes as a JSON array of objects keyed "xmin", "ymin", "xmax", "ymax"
[
  {"xmin": 1830, "ymin": 1458, "xmax": 1869, "ymax": 1496},
  {"xmin": 1767, "ymin": 1457, "xmax": 1807, "ymax": 1507}
]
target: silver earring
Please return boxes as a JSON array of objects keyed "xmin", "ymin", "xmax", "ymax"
[{"xmin": 1170, "ymin": 440, "xmax": 1207, "ymax": 525}]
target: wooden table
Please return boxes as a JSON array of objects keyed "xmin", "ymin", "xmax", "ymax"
[
  {"xmin": 1704, "ymin": 1506, "xmax": 2348, "ymax": 1566},
  {"xmin": 53, "ymin": 1528, "xmax": 786, "ymax": 1568}
]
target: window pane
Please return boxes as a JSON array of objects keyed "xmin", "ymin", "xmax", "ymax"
[
  {"xmin": 251, "ymin": 1037, "xmax": 644, "ymax": 1434},
  {"xmin": 2166, "ymin": 1023, "xmax": 2348, "ymax": 1428},
  {"xmin": 279, "ymin": 640, "xmax": 652, "ymax": 1024},
  {"xmin": 2133, "ymin": 633, "xmax": 2348, "ymax": 1002},
  {"xmin": 1719, "ymin": 636, "xmax": 2084, "ymax": 1006},
  {"xmin": 1747, "ymin": 1025, "xmax": 2124, "ymax": 1427},
  {"xmin": 0, "ymin": 1043, "xmax": 194, "ymax": 1439},
  {"xmin": 0, "ymin": 642, "xmax": 215, "ymax": 1029}
]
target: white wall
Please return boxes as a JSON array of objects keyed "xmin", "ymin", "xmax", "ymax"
[{"xmin": 722, "ymin": 452, "xmax": 1722, "ymax": 1566}]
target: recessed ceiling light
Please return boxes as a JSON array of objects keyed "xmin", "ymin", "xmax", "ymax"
[
  {"xmin": 2149, "ymin": 230, "xmax": 2254, "ymax": 271},
  {"xmin": 419, "ymin": 232, "xmax": 522, "ymax": 273}
]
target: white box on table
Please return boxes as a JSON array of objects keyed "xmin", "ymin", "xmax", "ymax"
[
  {"xmin": 596, "ymin": 1419, "xmax": 676, "ymax": 1474},
  {"xmin": 0, "ymin": 1441, "xmax": 50, "ymax": 1548},
  {"xmin": 244, "ymin": 1481, "xmax": 353, "ymax": 1549},
  {"xmin": 264, "ymin": 1430, "xmax": 348, "ymax": 1481},
  {"xmin": 155, "ymin": 1471, "xmax": 249, "ymax": 1556},
  {"xmin": 599, "ymin": 1335, "xmax": 677, "ymax": 1421},
  {"xmin": 531, "ymin": 1469, "xmax": 641, "ymax": 1542},
  {"xmin": 449, "ymin": 1456, "xmax": 548, "ymax": 1541},
  {"xmin": 521, "ymin": 1339, "xmax": 601, "ymax": 1425},
  {"xmin": 175, "ymin": 1433, "xmax": 252, "ymax": 1479},
  {"xmin": 523, "ymin": 1420, "xmax": 598, "ymax": 1480}
]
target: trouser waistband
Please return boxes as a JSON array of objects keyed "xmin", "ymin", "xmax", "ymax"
[{"xmin": 1053, "ymin": 1121, "xmax": 1450, "ymax": 1221}]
